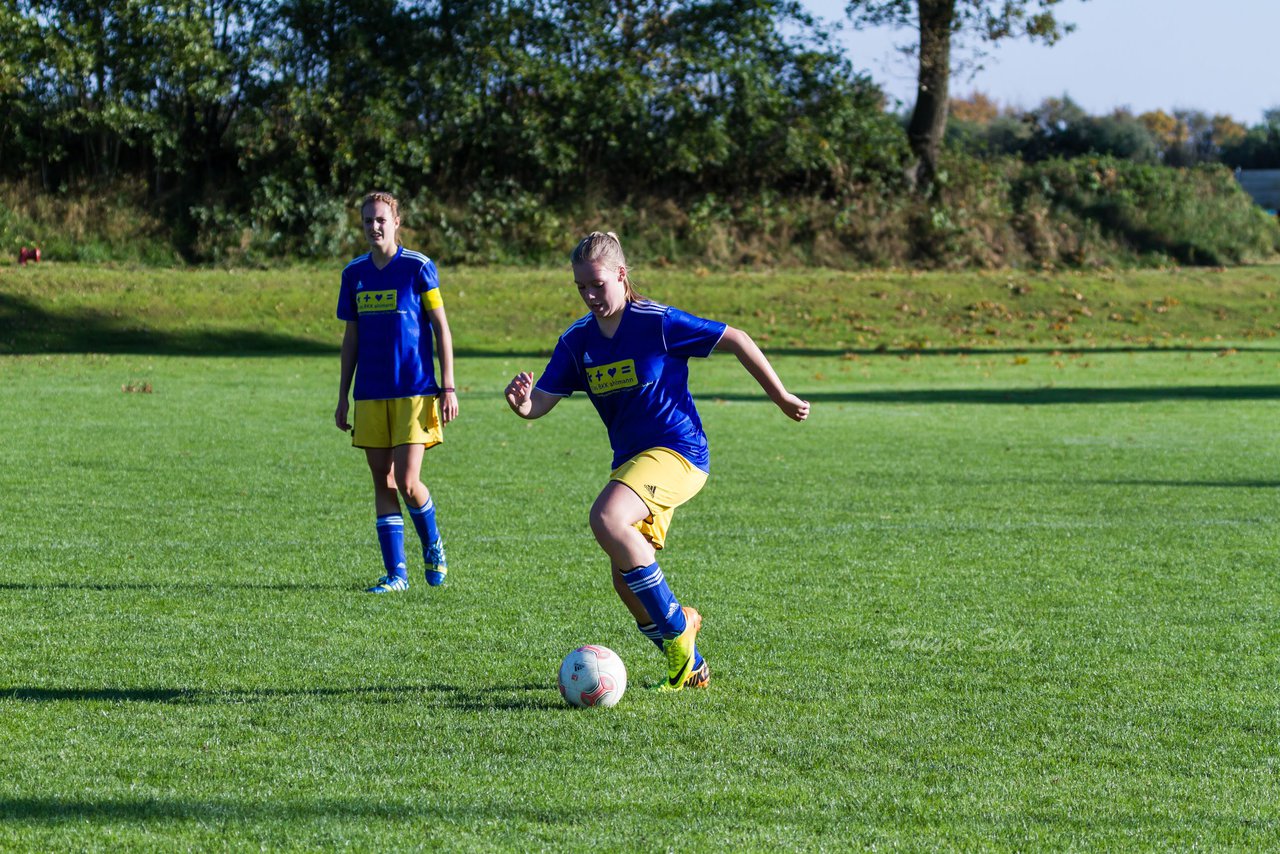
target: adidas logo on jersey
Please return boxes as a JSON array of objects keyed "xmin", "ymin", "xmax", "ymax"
[
  {"xmin": 644, "ymin": 484, "xmax": 658, "ymax": 498},
  {"xmin": 583, "ymin": 352, "xmax": 593, "ymax": 365}
]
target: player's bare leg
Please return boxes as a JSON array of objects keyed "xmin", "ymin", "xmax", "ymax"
[
  {"xmin": 589, "ymin": 482, "xmax": 654, "ymax": 569},
  {"xmin": 365, "ymin": 448, "xmax": 400, "ymax": 515},
  {"xmin": 591, "ymin": 482, "xmax": 705, "ymax": 690}
]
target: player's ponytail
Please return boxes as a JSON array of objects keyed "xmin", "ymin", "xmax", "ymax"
[{"xmin": 571, "ymin": 231, "xmax": 644, "ymax": 302}]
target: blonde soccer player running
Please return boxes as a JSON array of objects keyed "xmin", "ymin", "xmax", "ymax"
[
  {"xmin": 505, "ymin": 232, "xmax": 809, "ymax": 690},
  {"xmin": 336, "ymin": 191, "xmax": 458, "ymax": 592}
]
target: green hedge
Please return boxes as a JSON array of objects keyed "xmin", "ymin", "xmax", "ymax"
[{"xmin": 3, "ymin": 157, "xmax": 1277, "ymax": 269}]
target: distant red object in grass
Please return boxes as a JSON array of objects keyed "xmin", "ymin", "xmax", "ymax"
[{"xmin": 18, "ymin": 246, "xmax": 41, "ymax": 265}]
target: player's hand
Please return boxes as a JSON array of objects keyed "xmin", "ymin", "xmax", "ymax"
[
  {"xmin": 335, "ymin": 398, "xmax": 351, "ymax": 431},
  {"xmin": 439, "ymin": 389, "xmax": 459, "ymax": 424},
  {"xmin": 505, "ymin": 371, "xmax": 534, "ymax": 416},
  {"xmin": 777, "ymin": 392, "xmax": 810, "ymax": 422}
]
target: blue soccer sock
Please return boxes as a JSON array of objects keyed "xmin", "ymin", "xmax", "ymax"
[
  {"xmin": 637, "ymin": 621, "xmax": 664, "ymax": 652},
  {"xmin": 375, "ymin": 514, "xmax": 407, "ymax": 580},
  {"xmin": 622, "ymin": 562, "xmax": 687, "ymax": 639},
  {"xmin": 407, "ymin": 494, "xmax": 441, "ymax": 549}
]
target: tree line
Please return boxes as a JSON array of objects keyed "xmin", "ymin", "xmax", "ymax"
[
  {"xmin": 1, "ymin": 0, "xmax": 908, "ymax": 258},
  {"xmin": 2, "ymin": 0, "xmax": 1277, "ymax": 265},
  {"xmin": 948, "ymin": 93, "xmax": 1280, "ymax": 169}
]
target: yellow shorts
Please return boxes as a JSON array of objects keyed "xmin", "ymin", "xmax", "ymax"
[
  {"xmin": 610, "ymin": 447, "xmax": 708, "ymax": 550},
  {"xmin": 352, "ymin": 396, "xmax": 443, "ymax": 449}
]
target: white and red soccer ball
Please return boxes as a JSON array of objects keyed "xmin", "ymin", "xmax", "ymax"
[{"xmin": 558, "ymin": 645, "xmax": 627, "ymax": 708}]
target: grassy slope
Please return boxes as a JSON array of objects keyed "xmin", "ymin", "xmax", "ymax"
[
  {"xmin": 2, "ymin": 262, "xmax": 1279, "ymax": 355},
  {"xmin": 0, "ymin": 264, "xmax": 1278, "ymax": 848}
]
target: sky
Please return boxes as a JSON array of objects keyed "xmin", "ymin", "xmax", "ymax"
[{"xmin": 799, "ymin": 0, "xmax": 1280, "ymax": 126}]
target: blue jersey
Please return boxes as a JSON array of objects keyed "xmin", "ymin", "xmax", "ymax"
[
  {"xmin": 536, "ymin": 300, "xmax": 728, "ymax": 472},
  {"xmin": 337, "ymin": 247, "xmax": 443, "ymax": 401}
]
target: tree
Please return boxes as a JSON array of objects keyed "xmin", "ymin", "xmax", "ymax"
[
  {"xmin": 1020, "ymin": 99, "xmax": 1158, "ymax": 163},
  {"xmin": 1210, "ymin": 114, "xmax": 1247, "ymax": 152},
  {"xmin": 843, "ymin": 0, "xmax": 1079, "ymax": 190},
  {"xmin": 1138, "ymin": 109, "xmax": 1182, "ymax": 154},
  {"xmin": 1141, "ymin": 109, "xmax": 1247, "ymax": 166},
  {"xmin": 0, "ymin": 0, "xmax": 906, "ymax": 257},
  {"xmin": 949, "ymin": 90, "xmax": 1000, "ymax": 125},
  {"xmin": 1221, "ymin": 109, "xmax": 1280, "ymax": 170}
]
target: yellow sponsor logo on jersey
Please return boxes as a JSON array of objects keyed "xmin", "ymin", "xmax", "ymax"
[
  {"xmin": 357, "ymin": 289, "xmax": 398, "ymax": 313},
  {"xmin": 586, "ymin": 359, "xmax": 638, "ymax": 395}
]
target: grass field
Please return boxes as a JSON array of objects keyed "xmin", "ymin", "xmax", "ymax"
[{"xmin": 1, "ymin": 263, "xmax": 1279, "ymax": 849}]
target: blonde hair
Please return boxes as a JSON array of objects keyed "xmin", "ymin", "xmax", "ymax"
[
  {"xmin": 571, "ymin": 231, "xmax": 643, "ymax": 302},
  {"xmin": 360, "ymin": 191, "xmax": 401, "ymax": 245}
]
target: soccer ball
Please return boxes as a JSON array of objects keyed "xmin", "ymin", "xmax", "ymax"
[{"xmin": 558, "ymin": 645, "xmax": 627, "ymax": 708}]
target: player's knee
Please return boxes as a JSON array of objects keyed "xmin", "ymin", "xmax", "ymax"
[
  {"xmin": 588, "ymin": 507, "xmax": 605, "ymax": 540},
  {"xmin": 396, "ymin": 477, "xmax": 427, "ymax": 503},
  {"xmin": 589, "ymin": 505, "xmax": 631, "ymax": 545}
]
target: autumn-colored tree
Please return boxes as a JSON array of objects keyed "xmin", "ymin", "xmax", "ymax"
[
  {"xmin": 1212, "ymin": 114, "xmax": 1247, "ymax": 149},
  {"xmin": 1143, "ymin": 109, "xmax": 1246, "ymax": 165},
  {"xmin": 843, "ymin": 0, "xmax": 1079, "ymax": 191},
  {"xmin": 950, "ymin": 90, "xmax": 999, "ymax": 125},
  {"xmin": 1138, "ymin": 110, "xmax": 1181, "ymax": 148}
]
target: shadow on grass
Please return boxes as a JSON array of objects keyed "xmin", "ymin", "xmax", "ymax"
[
  {"xmin": 7, "ymin": 293, "xmax": 1280, "ymax": 359},
  {"xmin": 706, "ymin": 385, "xmax": 1280, "ymax": 405},
  {"xmin": 0, "ymin": 794, "xmax": 571, "ymax": 823},
  {"xmin": 0, "ymin": 582, "xmax": 356, "ymax": 592},
  {"xmin": 0, "ymin": 293, "xmax": 337, "ymax": 356},
  {"xmin": 773, "ymin": 344, "xmax": 1280, "ymax": 357},
  {"xmin": 3, "ymin": 682, "xmax": 556, "ymax": 710},
  {"xmin": 1082, "ymin": 479, "xmax": 1280, "ymax": 489},
  {"xmin": 0, "ymin": 292, "xmax": 559, "ymax": 358}
]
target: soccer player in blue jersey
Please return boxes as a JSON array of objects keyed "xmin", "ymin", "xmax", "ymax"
[
  {"xmin": 335, "ymin": 191, "xmax": 458, "ymax": 593},
  {"xmin": 505, "ymin": 231, "xmax": 809, "ymax": 691}
]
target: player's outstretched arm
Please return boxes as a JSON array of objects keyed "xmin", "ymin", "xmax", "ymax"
[
  {"xmin": 714, "ymin": 326, "xmax": 810, "ymax": 422},
  {"xmin": 505, "ymin": 371, "xmax": 562, "ymax": 420}
]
